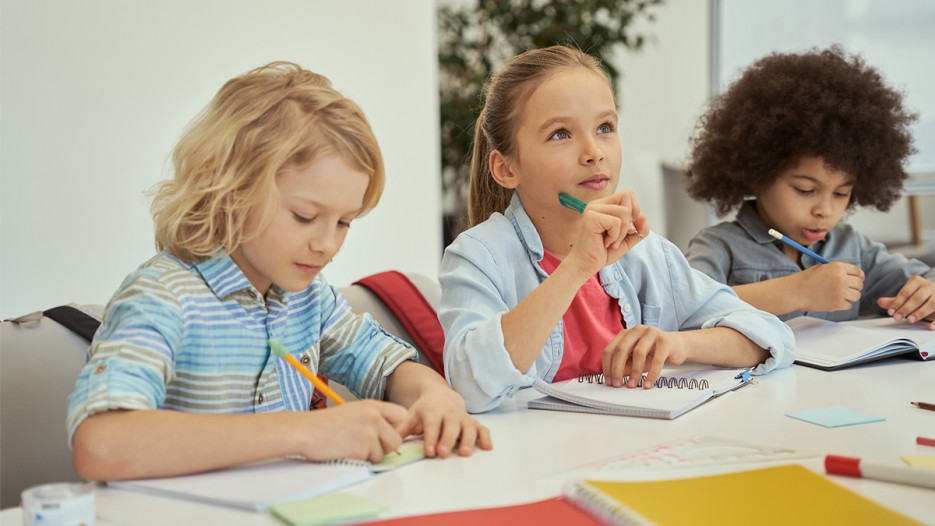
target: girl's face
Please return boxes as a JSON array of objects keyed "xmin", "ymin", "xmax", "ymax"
[
  {"xmin": 231, "ymin": 153, "xmax": 369, "ymax": 294},
  {"xmin": 756, "ymin": 156, "xmax": 853, "ymax": 255},
  {"xmin": 495, "ymin": 67, "xmax": 620, "ymax": 222}
]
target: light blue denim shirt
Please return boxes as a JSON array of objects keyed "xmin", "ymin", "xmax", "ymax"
[
  {"xmin": 686, "ymin": 200, "xmax": 935, "ymax": 322},
  {"xmin": 439, "ymin": 194, "xmax": 795, "ymax": 413}
]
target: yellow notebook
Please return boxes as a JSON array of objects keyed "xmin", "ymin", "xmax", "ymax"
[{"xmin": 562, "ymin": 464, "xmax": 923, "ymax": 525}]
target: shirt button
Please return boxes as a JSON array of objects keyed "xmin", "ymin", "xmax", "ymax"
[
  {"xmin": 257, "ymin": 393, "xmax": 264, "ymax": 404},
  {"xmin": 623, "ymin": 303, "xmax": 631, "ymax": 313},
  {"xmin": 95, "ymin": 364, "xmax": 107, "ymax": 374},
  {"xmin": 301, "ymin": 355, "xmax": 311, "ymax": 366}
]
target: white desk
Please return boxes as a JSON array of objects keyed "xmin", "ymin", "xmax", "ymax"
[{"xmin": 3, "ymin": 362, "xmax": 933, "ymax": 525}]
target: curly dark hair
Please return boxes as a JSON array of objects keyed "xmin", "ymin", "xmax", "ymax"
[{"xmin": 685, "ymin": 46, "xmax": 917, "ymax": 217}]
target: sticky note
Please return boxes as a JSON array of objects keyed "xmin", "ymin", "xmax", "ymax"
[
  {"xmin": 901, "ymin": 456, "xmax": 935, "ymax": 469},
  {"xmin": 269, "ymin": 492, "xmax": 386, "ymax": 526},
  {"xmin": 372, "ymin": 442, "xmax": 425, "ymax": 472},
  {"xmin": 785, "ymin": 406, "xmax": 885, "ymax": 428}
]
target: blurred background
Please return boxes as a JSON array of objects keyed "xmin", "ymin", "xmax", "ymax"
[{"xmin": 2, "ymin": 0, "xmax": 933, "ymax": 318}]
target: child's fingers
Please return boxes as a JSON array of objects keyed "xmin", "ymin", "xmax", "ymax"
[
  {"xmin": 643, "ymin": 348, "xmax": 668, "ymax": 389},
  {"xmin": 887, "ymin": 278, "xmax": 923, "ymax": 321},
  {"xmin": 583, "ymin": 205, "xmax": 625, "ymax": 248},
  {"xmin": 435, "ymin": 416, "xmax": 464, "ymax": 459},
  {"xmin": 625, "ymin": 335, "xmax": 654, "ymax": 388},
  {"xmin": 474, "ymin": 423, "xmax": 494, "ymax": 452},
  {"xmin": 455, "ymin": 423, "xmax": 478, "ymax": 456},
  {"xmin": 902, "ymin": 293, "xmax": 935, "ymax": 324},
  {"xmin": 374, "ymin": 422, "xmax": 404, "ymax": 463},
  {"xmin": 414, "ymin": 413, "xmax": 442, "ymax": 458},
  {"xmin": 602, "ymin": 331, "xmax": 633, "ymax": 387}
]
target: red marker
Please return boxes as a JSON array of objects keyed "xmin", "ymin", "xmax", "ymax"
[
  {"xmin": 825, "ymin": 455, "xmax": 935, "ymax": 489},
  {"xmin": 918, "ymin": 436, "xmax": 935, "ymax": 448}
]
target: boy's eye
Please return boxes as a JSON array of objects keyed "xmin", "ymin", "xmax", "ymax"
[
  {"xmin": 834, "ymin": 191, "xmax": 852, "ymax": 199},
  {"xmin": 549, "ymin": 129, "xmax": 571, "ymax": 141},
  {"xmin": 597, "ymin": 122, "xmax": 615, "ymax": 134},
  {"xmin": 792, "ymin": 187, "xmax": 814, "ymax": 195}
]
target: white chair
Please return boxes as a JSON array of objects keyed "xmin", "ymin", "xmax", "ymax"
[{"xmin": 0, "ymin": 306, "xmax": 96, "ymax": 509}]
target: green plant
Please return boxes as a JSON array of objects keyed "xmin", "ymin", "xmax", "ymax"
[{"xmin": 438, "ymin": 0, "xmax": 663, "ymax": 245}]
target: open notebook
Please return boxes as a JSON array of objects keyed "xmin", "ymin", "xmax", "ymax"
[
  {"xmin": 108, "ymin": 442, "xmax": 424, "ymax": 511},
  {"xmin": 788, "ymin": 317, "xmax": 935, "ymax": 371},
  {"xmin": 528, "ymin": 368, "xmax": 751, "ymax": 419}
]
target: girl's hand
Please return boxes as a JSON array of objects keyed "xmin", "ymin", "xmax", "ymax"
[
  {"xmin": 396, "ymin": 385, "xmax": 493, "ymax": 458},
  {"xmin": 878, "ymin": 276, "xmax": 935, "ymax": 330},
  {"xmin": 795, "ymin": 262, "xmax": 865, "ymax": 312},
  {"xmin": 602, "ymin": 325, "xmax": 689, "ymax": 389},
  {"xmin": 300, "ymin": 400, "xmax": 407, "ymax": 463},
  {"xmin": 565, "ymin": 190, "xmax": 649, "ymax": 277}
]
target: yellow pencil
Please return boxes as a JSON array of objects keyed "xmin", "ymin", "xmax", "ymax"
[{"xmin": 269, "ymin": 339, "xmax": 346, "ymax": 405}]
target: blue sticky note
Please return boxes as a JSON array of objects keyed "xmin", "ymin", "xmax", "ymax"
[{"xmin": 785, "ymin": 406, "xmax": 885, "ymax": 428}]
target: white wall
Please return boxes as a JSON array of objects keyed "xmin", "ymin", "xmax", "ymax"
[
  {"xmin": 611, "ymin": 0, "xmax": 712, "ymax": 250},
  {"xmin": 0, "ymin": 0, "xmax": 441, "ymax": 318}
]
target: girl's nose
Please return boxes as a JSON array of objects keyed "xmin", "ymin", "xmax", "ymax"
[{"xmin": 580, "ymin": 139, "xmax": 605, "ymax": 165}]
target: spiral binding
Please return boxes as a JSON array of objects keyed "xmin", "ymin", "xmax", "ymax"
[{"xmin": 577, "ymin": 372, "xmax": 710, "ymax": 390}]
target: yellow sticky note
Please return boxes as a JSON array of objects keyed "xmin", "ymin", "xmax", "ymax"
[
  {"xmin": 269, "ymin": 492, "xmax": 386, "ymax": 526},
  {"xmin": 373, "ymin": 442, "xmax": 425, "ymax": 472},
  {"xmin": 901, "ymin": 455, "xmax": 935, "ymax": 469}
]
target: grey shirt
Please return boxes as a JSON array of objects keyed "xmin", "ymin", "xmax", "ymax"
[{"xmin": 686, "ymin": 200, "xmax": 935, "ymax": 322}]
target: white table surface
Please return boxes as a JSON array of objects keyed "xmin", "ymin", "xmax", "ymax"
[{"xmin": 3, "ymin": 361, "xmax": 934, "ymax": 525}]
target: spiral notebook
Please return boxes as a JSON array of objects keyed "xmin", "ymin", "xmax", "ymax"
[
  {"xmin": 562, "ymin": 465, "xmax": 919, "ymax": 525},
  {"xmin": 108, "ymin": 442, "xmax": 425, "ymax": 511},
  {"xmin": 787, "ymin": 316, "xmax": 935, "ymax": 370},
  {"xmin": 528, "ymin": 368, "xmax": 752, "ymax": 419}
]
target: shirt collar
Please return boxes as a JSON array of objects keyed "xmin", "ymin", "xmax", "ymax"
[
  {"xmin": 505, "ymin": 193, "xmax": 545, "ymax": 261},
  {"xmin": 192, "ymin": 248, "xmax": 287, "ymax": 302},
  {"xmin": 735, "ymin": 200, "xmax": 781, "ymax": 245}
]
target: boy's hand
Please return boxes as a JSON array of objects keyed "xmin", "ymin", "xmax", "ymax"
[
  {"xmin": 396, "ymin": 385, "xmax": 492, "ymax": 458},
  {"xmin": 566, "ymin": 190, "xmax": 649, "ymax": 277},
  {"xmin": 878, "ymin": 276, "xmax": 935, "ymax": 330},
  {"xmin": 602, "ymin": 325, "xmax": 689, "ymax": 389},
  {"xmin": 300, "ymin": 400, "xmax": 407, "ymax": 463},
  {"xmin": 795, "ymin": 262, "xmax": 865, "ymax": 312}
]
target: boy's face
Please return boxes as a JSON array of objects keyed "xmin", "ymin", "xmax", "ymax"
[
  {"xmin": 756, "ymin": 156, "xmax": 853, "ymax": 253},
  {"xmin": 232, "ymin": 153, "xmax": 369, "ymax": 294},
  {"xmin": 496, "ymin": 68, "xmax": 621, "ymax": 226}
]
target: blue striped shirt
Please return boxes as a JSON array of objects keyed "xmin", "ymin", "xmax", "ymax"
[{"xmin": 66, "ymin": 251, "xmax": 416, "ymax": 442}]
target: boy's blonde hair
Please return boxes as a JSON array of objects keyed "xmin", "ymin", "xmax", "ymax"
[
  {"xmin": 468, "ymin": 45, "xmax": 611, "ymax": 227},
  {"xmin": 152, "ymin": 61, "xmax": 385, "ymax": 261}
]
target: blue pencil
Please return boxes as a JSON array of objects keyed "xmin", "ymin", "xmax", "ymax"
[{"xmin": 768, "ymin": 228, "xmax": 830, "ymax": 264}]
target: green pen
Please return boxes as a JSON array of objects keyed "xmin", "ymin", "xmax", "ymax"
[
  {"xmin": 558, "ymin": 192, "xmax": 643, "ymax": 238},
  {"xmin": 559, "ymin": 192, "xmax": 587, "ymax": 213}
]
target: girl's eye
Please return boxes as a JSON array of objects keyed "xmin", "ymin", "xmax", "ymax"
[
  {"xmin": 549, "ymin": 129, "xmax": 571, "ymax": 141},
  {"xmin": 293, "ymin": 213, "xmax": 313, "ymax": 224},
  {"xmin": 338, "ymin": 220, "xmax": 352, "ymax": 229},
  {"xmin": 597, "ymin": 122, "xmax": 615, "ymax": 134}
]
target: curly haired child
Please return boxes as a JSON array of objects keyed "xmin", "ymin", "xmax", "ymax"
[
  {"xmin": 685, "ymin": 46, "xmax": 935, "ymax": 329},
  {"xmin": 67, "ymin": 62, "xmax": 491, "ymax": 481}
]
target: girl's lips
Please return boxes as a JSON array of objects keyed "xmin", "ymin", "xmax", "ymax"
[
  {"xmin": 578, "ymin": 177, "xmax": 609, "ymax": 191},
  {"xmin": 803, "ymin": 229, "xmax": 827, "ymax": 242}
]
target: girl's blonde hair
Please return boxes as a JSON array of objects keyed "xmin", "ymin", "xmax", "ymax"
[
  {"xmin": 152, "ymin": 61, "xmax": 384, "ymax": 261},
  {"xmin": 468, "ymin": 45, "xmax": 611, "ymax": 227}
]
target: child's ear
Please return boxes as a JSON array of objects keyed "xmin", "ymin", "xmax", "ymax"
[{"xmin": 489, "ymin": 150, "xmax": 519, "ymax": 189}]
